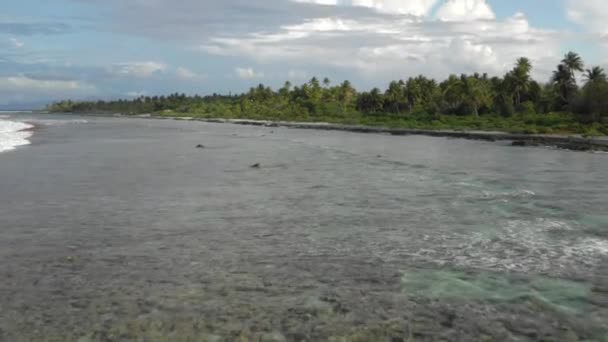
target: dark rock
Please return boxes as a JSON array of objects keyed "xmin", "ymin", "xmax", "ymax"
[
  {"xmin": 556, "ymin": 143, "xmax": 593, "ymax": 151},
  {"xmin": 250, "ymin": 163, "xmax": 261, "ymax": 169},
  {"xmin": 511, "ymin": 141, "xmax": 529, "ymax": 147},
  {"xmin": 196, "ymin": 144, "xmax": 205, "ymax": 149},
  {"xmin": 592, "ymin": 286, "xmax": 608, "ymax": 294},
  {"xmin": 440, "ymin": 312, "xmax": 457, "ymax": 328}
]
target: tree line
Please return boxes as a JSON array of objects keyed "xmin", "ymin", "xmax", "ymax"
[{"xmin": 49, "ymin": 52, "xmax": 608, "ymax": 128}]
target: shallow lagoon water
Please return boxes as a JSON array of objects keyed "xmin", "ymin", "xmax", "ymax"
[{"xmin": 0, "ymin": 114, "xmax": 607, "ymax": 341}]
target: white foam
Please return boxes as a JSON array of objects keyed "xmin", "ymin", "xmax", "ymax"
[
  {"xmin": 399, "ymin": 218, "xmax": 607, "ymax": 277},
  {"xmin": 32, "ymin": 119, "xmax": 88, "ymax": 126},
  {"xmin": 0, "ymin": 120, "xmax": 33, "ymax": 153},
  {"xmin": 569, "ymin": 238, "xmax": 608, "ymax": 256},
  {"xmin": 480, "ymin": 189, "xmax": 536, "ymax": 199}
]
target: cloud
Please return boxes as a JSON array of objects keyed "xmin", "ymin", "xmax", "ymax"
[
  {"xmin": 294, "ymin": 0, "xmax": 439, "ymax": 16},
  {"xmin": 565, "ymin": 0, "xmax": 608, "ymax": 35},
  {"xmin": 108, "ymin": 61, "xmax": 167, "ymax": 78},
  {"xmin": 0, "ymin": 75, "xmax": 91, "ymax": 90},
  {"xmin": 0, "ymin": 75, "xmax": 96, "ymax": 105},
  {"xmin": 288, "ymin": 69, "xmax": 308, "ymax": 80},
  {"xmin": 69, "ymin": 0, "xmax": 413, "ymax": 45},
  {"xmin": 436, "ymin": 0, "xmax": 495, "ymax": 21},
  {"xmin": 293, "ymin": 0, "xmax": 338, "ymax": 6},
  {"xmin": 235, "ymin": 67, "xmax": 264, "ymax": 80},
  {"xmin": 352, "ymin": 0, "xmax": 439, "ymax": 16},
  {"xmin": 0, "ymin": 22, "xmax": 71, "ymax": 36},
  {"xmin": 204, "ymin": 11, "xmax": 561, "ymax": 81},
  {"xmin": 76, "ymin": 0, "xmax": 562, "ymax": 82},
  {"xmin": 126, "ymin": 91, "xmax": 147, "ymax": 98},
  {"xmin": 175, "ymin": 66, "xmax": 204, "ymax": 80},
  {"xmin": 9, "ymin": 37, "xmax": 24, "ymax": 48},
  {"xmin": 66, "ymin": 0, "xmax": 570, "ymax": 85}
]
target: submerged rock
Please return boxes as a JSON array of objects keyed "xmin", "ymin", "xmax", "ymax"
[
  {"xmin": 196, "ymin": 144, "xmax": 205, "ymax": 149},
  {"xmin": 556, "ymin": 143, "xmax": 593, "ymax": 151},
  {"xmin": 260, "ymin": 332, "xmax": 286, "ymax": 342},
  {"xmin": 512, "ymin": 141, "xmax": 530, "ymax": 147},
  {"xmin": 250, "ymin": 163, "xmax": 261, "ymax": 169}
]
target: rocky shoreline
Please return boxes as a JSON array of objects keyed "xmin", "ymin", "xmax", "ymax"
[{"xmin": 153, "ymin": 116, "xmax": 608, "ymax": 152}]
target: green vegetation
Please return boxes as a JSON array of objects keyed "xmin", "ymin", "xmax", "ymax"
[{"xmin": 48, "ymin": 52, "xmax": 608, "ymax": 135}]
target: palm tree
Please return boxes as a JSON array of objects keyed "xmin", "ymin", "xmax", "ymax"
[
  {"xmin": 581, "ymin": 67, "xmax": 608, "ymax": 122},
  {"xmin": 279, "ymin": 81, "xmax": 292, "ymax": 98},
  {"xmin": 516, "ymin": 57, "xmax": 532, "ymax": 74},
  {"xmin": 323, "ymin": 77, "xmax": 331, "ymax": 88},
  {"xmin": 385, "ymin": 80, "xmax": 405, "ymax": 114},
  {"xmin": 510, "ymin": 57, "xmax": 532, "ymax": 105},
  {"xmin": 584, "ymin": 66, "xmax": 607, "ymax": 85},
  {"xmin": 369, "ymin": 87, "xmax": 384, "ymax": 112},
  {"xmin": 441, "ymin": 74, "xmax": 464, "ymax": 112},
  {"xmin": 338, "ymin": 80, "xmax": 356, "ymax": 113},
  {"xmin": 562, "ymin": 51, "xmax": 584, "ymax": 81},
  {"xmin": 462, "ymin": 76, "xmax": 492, "ymax": 117},
  {"xmin": 405, "ymin": 77, "xmax": 420, "ymax": 111},
  {"xmin": 306, "ymin": 77, "xmax": 322, "ymax": 103},
  {"xmin": 552, "ymin": 64, "xmax": 576, "ymax": 102}
]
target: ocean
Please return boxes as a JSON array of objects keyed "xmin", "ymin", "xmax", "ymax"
[{"xmin": 1, "ymin": 113, "xmax": 607, "ymax": 341}]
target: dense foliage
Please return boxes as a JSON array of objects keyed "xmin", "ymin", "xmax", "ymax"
[{"xmin": 49, "ymin": 52, "xmax": 608, "ymax": 135}]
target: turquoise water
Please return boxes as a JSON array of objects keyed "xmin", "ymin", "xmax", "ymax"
[{"xmin": 401, "ymin": 270, "xmax": 591, "ymax": 313}]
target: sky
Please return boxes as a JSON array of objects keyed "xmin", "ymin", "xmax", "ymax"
[{"xmin": 1, "ymin": 0, "xmax": 607, "ymax": 108}]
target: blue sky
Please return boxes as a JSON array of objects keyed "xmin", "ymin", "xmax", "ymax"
[{"xmin": 1, "ymin": 0, "xmax": 606, "ymax": 108}]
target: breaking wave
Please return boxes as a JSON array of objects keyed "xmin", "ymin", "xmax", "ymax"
[{"xmin": 0, "ymin": 119, "xmax": 33, "ymax": 153}]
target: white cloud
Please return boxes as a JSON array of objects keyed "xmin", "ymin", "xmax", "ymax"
[
  {"xmin": 436, "ymin": 0, "xmax": 495, "ymax": 21},
  {"xmin": 0, "ymin": 75, "xmax": 96, "ymax": 105},
  {"xmin": 68, "ymin": 0, "xmax": 570, "ymax": 85},
  {"xmin": 0, "ymin": 75, "xmax": 93, "ymax": 91},
  {"xmin": 565, "ymin": 0, "xmax": 608, "ymax": 67},
  {"xmin": 288, "ymin": 69, "xmax": 308, "ymax": 80},
  {"xmin": 293, "ymin": 0, "xmax": 338, "ymax": 5},
  {"xmin": 126, "ymin": 91, "xmax": 147, "ymax": 97},
  {"xmin": 9, "ymin": 37, "xmax": 24, "ymax": 48},
  {"xmin": 176, "ymin": 67, "xmax": 196, "ymax": 79},
  {"xmin": 566, "ymin": 0, "xmax": 608, "ymax": 35},
  {"xmin": 235, "ymin": 67, "xmax": 264, "ymax": 80},
  {"xmin": 109, "ymin": 61, "xmax": 167, "ymax": 78},
  {"xmin": 175, "ymin": 66, "xmax": 204, "ymax": 80},
  {"xmin": 350, "ymin": 0, "xmax": 439, "ymax": 16},
  {"xmin": 294, "ymin": 0, "xmax": 439, "ymax": 16},
  {"xmin": 205, "ymin": 11, "xmax": 560, "ymax": 81}
]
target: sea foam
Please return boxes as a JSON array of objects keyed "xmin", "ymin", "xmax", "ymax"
[{"xmin": 0, "ymin": 119, "xmax": 34, "ymax": 153}]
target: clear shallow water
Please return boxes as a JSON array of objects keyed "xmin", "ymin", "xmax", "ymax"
[{"xmin": 0, "ymin": 114, "xmax": 607, "ymax": 341}]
